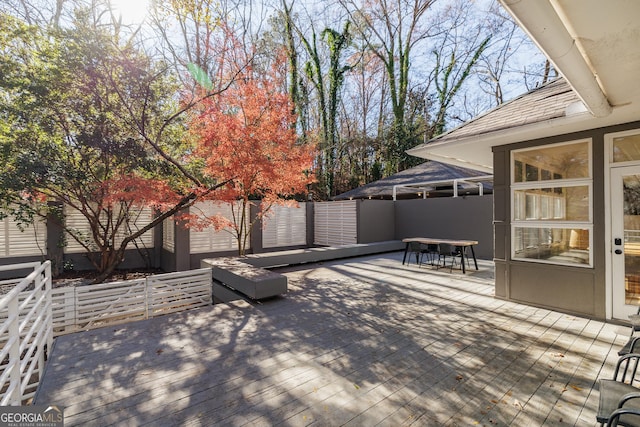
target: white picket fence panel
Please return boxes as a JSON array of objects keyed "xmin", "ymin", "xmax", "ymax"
[{"xmin": 50, "ymin": 268, "xmax": 213, "ymax": 336}]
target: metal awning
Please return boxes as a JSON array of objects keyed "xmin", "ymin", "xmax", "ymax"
[{"xmin": 392, "ymin": 175, "xmax": 493, "ymax": 201}]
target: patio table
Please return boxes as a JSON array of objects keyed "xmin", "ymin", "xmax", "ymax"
[{"xmin": 402, "ymin": 237, "xmax": 479, "ymax": 273}]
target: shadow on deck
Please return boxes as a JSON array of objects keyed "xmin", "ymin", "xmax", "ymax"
[{"xmin": 35, "ymin": 252, "xmax": 627, "ymax": 426}]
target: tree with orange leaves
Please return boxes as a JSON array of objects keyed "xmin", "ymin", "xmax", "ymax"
[{"xmin": 187, "ymin": 70, "xmax": 316, "ymax": 255}]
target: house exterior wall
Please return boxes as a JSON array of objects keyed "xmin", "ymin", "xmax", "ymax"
[
  {"xmin": 493, "ymin": 120, "xmax": 640, "ymax": 319},
  {"xmin": 394, "ymin": 196, "xmax": 494, "ymax": 260}
]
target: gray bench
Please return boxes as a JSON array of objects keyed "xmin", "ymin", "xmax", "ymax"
[
  {"xmin": 201, "ymin": 258, "xmax": 287, "ymax": 302},
  {"xmin": 244, "ymin": 240, "xmax": 404, "ymax": 268},
  {"xmin": 202, "ymin": 241, "xmax": 404, "ymax": 303}
]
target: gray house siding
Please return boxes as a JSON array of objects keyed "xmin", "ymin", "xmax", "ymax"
[{"xmin": 492, "ymin": 120, "xmax": 640, "ymax": 318}]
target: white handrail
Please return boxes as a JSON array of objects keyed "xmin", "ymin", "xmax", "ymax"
[{"xmin": 0, "ymin": 261, "xmax": 52, "ymax": 405}]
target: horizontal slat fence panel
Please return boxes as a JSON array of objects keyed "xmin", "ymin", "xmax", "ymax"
[
  {"xmin": 189, "ymin": 201, "xmax": 249, "ymax": 253},
  {"xmin": 74, "ymin": 279, "xmax": 147, "ymax": 330},
  {"xmin": 314, "ymin": 201, "xmax": 357, "ymax": 246},
  {"xmin": 0, "ymin": 216, "xmax": 46, "ymax": 258},
  {"xmin": 64, "ymin": 206, "xmax": 154, "ymax": 254},
  {"xmin": 32, "ymin": 269, "xmax": 212, "ymax": 336},
  {"xmin": 51, "ymin": 288, "xmax": 77, "ymax": 335},
  {"xmin": 4, "ymin": 269, "xmax": 212, "ymax": 337},
  {"xmin": 163, "ymin": 217, "xmax": 176, "ymax": 252},
  {"xmin": 148, "ymin": 269, "xmax": 212, "ymax": 316},
  {"xmin": 263, "ymin": 204, "xmax": 307, "ymax": 248}
]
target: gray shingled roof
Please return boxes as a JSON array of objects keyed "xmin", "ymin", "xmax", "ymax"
[
  {"xmin": 412, "ymin": 77, "xmax": 580, "ymax": 147},
  {"xmin": 334, "ymin": 80, "xmax": 573, "ymax": 200},
  {"xmin": 332, "ymin": 161, "xmax": 492, "ymax": 200}
]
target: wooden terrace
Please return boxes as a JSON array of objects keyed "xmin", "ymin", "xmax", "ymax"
[{"xmin": 35, "ymin": 252, "xmax": 629, "ymax": 426}]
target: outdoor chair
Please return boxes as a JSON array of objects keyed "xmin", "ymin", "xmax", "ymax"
[
  {"xmin": 419, "ymin": 244, "xmax": 439, "ymax": 267},
  {"xmin": 620, "ymin": 336, "xmax": 640, "ymax": 357},
  {"xmin": 597, "ymin": 353, "xmax": 640, "ymax": 426},
  {"xmin": 620, "ymin": 307, "xmax": 640, "ymax": 356},
  {"xmin": 606, "ymin": 407, "xmax": 640, "ymax": 427},
  {"xmin": 407, "ymin": 242, "xmax": 425, "ymax": 266},
  {"xmin": 436, "ymin": 244, "xmax": 470, "ymax": 272}
]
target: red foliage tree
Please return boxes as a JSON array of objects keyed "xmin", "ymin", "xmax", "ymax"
[{"xmin": 186, "ymin": 70, "xmax": 316, "ymax": 255}]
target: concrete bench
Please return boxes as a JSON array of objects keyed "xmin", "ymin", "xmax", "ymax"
[
  {"xmin": 244, "ymin": 240, "xmax": 405, "ymax": 268},
  {"xmin": 201, "ymin": 258, "xmax": 287, "ymax": 302},
  {"xmin": 201, "ymin": 241, "xmax": 403, "ymax": 303}
]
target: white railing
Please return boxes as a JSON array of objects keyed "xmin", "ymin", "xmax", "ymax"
[
  {"xmin": 0, "ymin": 262, "xmax": 53, "ymax": 405},
  {"xmin": 50, "ymin": 268, "xmax": 212, "ymax": 336},
  {"xmin": 0, "ymin": 265, "xmax": 212, "ymax": 405}
]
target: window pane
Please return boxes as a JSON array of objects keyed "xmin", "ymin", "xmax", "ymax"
[
  {"xmin": 613, "ymin": 132, "xmax": 640, "ymax": 163},
  {"xmin": 513, "ymin": 141, "xmax": 590, "ymax": 182},
  {"xmin": 513, "ymin": 227, "xmax": 590, "ymax": 265},
  {"xmin": 513, "ymin": 186, "xmax": 588, "ymax": 221}
]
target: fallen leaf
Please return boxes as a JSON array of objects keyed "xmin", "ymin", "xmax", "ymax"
[
  {"xmin": 553, "ymin": 353, "xmax": 565, "ymax": 358},
  {"xmin": 570, "ymin": 384, "xmax": 583, "ymax": 391},
  {"xmin": 491, "ymin": 399, "xmax": 499, "ymax": 404},
  {"xmin": 353, "ymin": 383, "xmax": 360, "ymax": 390},
  {"xmin": 456, "ymin": 375, "xmax": 464, "ymax": 381},
  {"xmin": 156, "ymin": 348, "xmax": 163, "ymax": 355}
]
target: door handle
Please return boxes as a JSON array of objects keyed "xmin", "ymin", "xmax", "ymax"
[{"xmin": 615, "ymin": 249, "xmax": 623, "ymax": 255}]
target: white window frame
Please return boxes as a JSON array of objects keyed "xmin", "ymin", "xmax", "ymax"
[{"xmin": 510, "ymin": 139, "xmax": 593, "ymax": 267}]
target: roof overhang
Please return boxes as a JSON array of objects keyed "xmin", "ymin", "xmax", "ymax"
[{"xmin": 408, "ymin": 0, "xmax": 640, "ymax": 172}]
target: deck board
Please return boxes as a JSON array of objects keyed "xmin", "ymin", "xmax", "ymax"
[{"xmin": 35, "ymin": 252, "xmax": 629, "ymax": 426}]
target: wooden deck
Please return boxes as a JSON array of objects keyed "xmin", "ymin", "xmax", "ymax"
[{"xmin": 35, "ymin": 252, "xmax": 629, "ymax": 426}]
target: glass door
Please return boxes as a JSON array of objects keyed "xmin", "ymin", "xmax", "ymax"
[{"xmin": 612, "ymin": 166, "xmax": 640, "ymax": 319}]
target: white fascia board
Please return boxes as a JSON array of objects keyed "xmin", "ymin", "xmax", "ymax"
[
  {"xmin": 498, "ymin": 0, "xmax": 612, "ymax": 117},
  {"xmin": 407, "ymin": 103, "xmax": 640, "ymax": 171},
  {"xmin": 408, "ymin": 151, "xmax": 494, "ymax": 174}
]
